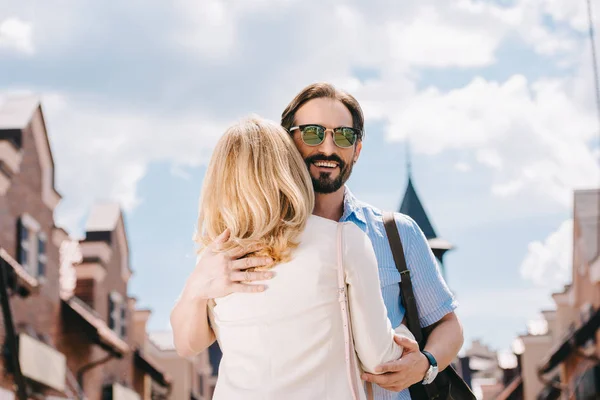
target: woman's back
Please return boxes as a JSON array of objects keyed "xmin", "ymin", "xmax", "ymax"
[{"xmin": 209, "ymin": 215, "xmax": 403, "ymax": 400}]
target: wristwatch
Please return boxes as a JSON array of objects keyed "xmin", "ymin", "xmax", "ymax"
[{"xmin": 421, "ymin": 350, "xmax": 439, "ymax": 385}]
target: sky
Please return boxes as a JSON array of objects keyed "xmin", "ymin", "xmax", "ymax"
[{"xmin": 1, "ymin": 0, "xmax": 599, "ymax": 356}]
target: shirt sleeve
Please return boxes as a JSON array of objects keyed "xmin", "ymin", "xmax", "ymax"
[
  {"xmin": 342, "ymin": 222, "xmax": 404, "ymax": 374},
  {"xmin": 396, "ymin": 214, "xmax": 458, "ymax": 327}
]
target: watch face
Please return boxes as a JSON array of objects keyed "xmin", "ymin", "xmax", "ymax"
[{"xmin": 424, "ymin": 366, "xmax": 434, "ymax": 383}]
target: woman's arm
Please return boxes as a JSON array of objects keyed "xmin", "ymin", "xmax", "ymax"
[
  {"xmin": 170, "ymin": 286, "xmax": 216, "ymax": 357},
  {"xmin": 170, "ymin": 230, "xmax": 274, "ymax": 357},
  {"xmin": 343, "ymin": 223, "xmax": 408, "ymax": 374}
]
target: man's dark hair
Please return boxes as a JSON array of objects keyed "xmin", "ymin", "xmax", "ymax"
[{"xmin": 281, "ymin": 82, "xmax": 365, "ymax": 141}]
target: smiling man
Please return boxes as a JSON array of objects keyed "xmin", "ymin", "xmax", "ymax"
[{"xmin": 280, "ymin": 83, "xmax": 464, "ymax": 400}]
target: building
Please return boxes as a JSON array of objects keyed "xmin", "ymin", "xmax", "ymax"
[
  {"xmin": 398, "ymin": 156, "xmax": 453, "ymax": 280},
  {"xmin": 462, "ymin": 340, "xmax": 506, "ymax": 399},
  {"xmin": 0, "ymin": 96, "xmax": 70, "ymax": 399},
  {"xmin": 146, "ymin": 331, "xmax": 215, "ymax": 400},
  {"xmin": 498, "ymin": 188, "xmax": 600, "ymax": 400},
  {"xmin": 0, "ymin": 96, "xmax": 172, "ymax": 400},
  {"xmin": 535, "ymin": 189, "xmax": 600, "ymax": 399}
]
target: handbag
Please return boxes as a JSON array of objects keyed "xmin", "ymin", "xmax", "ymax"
[
  {"xmin": 382, "ymin": 212, "xmax": 477, "ymax": 400},
  {"xmin": 336, "ymin": 223, "xmax": 375, "ymax": 400}
]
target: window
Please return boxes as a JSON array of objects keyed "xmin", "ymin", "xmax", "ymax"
[
  {"xmin": 108, "ymin": 291, "xmax": 127, "ymax": 338},
  {"xmin": 198, "ymin": 374, "xmax": 204, "ymax": 396},
  {"xmin": 120, "ymin": 306, "xmax": 127, "ymax": 338},
  {"xmin": 18, "ymin": 221, "xmax": 29, "ymax": 267},
  {"xmin": 16, "ymin": 214, "xmax": 46, "ymax": 279},
  {"xmin": 37, "ymin": 234, "xmax": 47, "ymax": 277}
]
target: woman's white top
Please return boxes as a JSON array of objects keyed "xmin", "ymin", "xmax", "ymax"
[{"xmin": 208, "ymin": 215, "xmax": 410, "ymax": 400}]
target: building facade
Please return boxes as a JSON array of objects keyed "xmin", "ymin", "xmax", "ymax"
[
  {"xmin": 500, "ymin": 188, "xmax": 600, "ymax": 400},
  {"xmin": 146, "ymin": 331, "xmax": 215, "ymax": 400},
  {"xmin": 0, "ymin": 97, "xmax": 172, "ymax": 400}
]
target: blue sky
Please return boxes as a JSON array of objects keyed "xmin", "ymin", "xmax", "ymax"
[{"xmin": 1, "ymin": 0, "xmax": 599, "ymax": 355}]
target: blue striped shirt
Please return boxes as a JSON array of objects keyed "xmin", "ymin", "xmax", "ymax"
[{"xmin": 339, "ymin": 187, "xmax": 458, "ymax": 400}]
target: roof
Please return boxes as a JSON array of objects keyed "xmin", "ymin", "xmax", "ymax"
[
  {"xmin": 494, "ymin": 376, "xmax": 523, "ymax": 400},
  {"xmin": 85, "ymin": 203, "xmax": 122, "ymax": 232},
  {"xmin": 0, "ymin": 247, "xmax": 39, "ymax": 296},
  {"xmin": 399, "ymin": 176, "xmax": 438, "ymax": 240},
  {"xmin": 134, "ymin": 349, "xmax": 171, "ymax": 387},
  {"xmin": 0, "ymin": 96, "xmax": 40, "ymax": 130},
  {"xmin": 427, "ymin": 238, "xmax": 453, "ymax": 250},
  {"xmin": 61, "ymin": 293, "xmax": 129, "ymax": 356},
  {"xmin": 574, "ymin": 189, "xmax": 600, "ymax": 264},
  {"xmin": 148, "ymin": 331, "xmax": 176, "ymax": 351},
  {"xmin": 538, "ymin": 307, "xmax": 600, "ymax": 374}
]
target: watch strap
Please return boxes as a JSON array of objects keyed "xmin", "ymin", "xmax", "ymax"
[{"xmin": 421, "ymin": 350, "xmax": 438, "ymax": 367}]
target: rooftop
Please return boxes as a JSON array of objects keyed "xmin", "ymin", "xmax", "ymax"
[
  {"xmin": 148, "ymin": 331, "xmax": 176, "ymax": 352},
  {"xmin": 0, "ymin": 95, "xmax": 40, "ymax": 130},
  {"xmin": 85, "ymin": 203, "xmax": 122, "ymax": 232},
  {"xmin": 574, "ymin": 188, "xmax": 600, "ymax": 264}
]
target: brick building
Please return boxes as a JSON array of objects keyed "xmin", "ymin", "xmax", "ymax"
[
  {"xmin": 0, "ymin": 96, "xmax": 171, "ymax": 400},
  {"xmin": 496, "ymin": 188, "xmax": 600, "ymax": 400},
  {"xmin": 146, "ymin": 331, "xmax": 215, "ymax": 400}
]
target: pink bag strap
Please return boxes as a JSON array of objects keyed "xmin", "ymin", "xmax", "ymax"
[{"xmin": 336, "ymin": 224, "xmax": 373, "ymax": 400}]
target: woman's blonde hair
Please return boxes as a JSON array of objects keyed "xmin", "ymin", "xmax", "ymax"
[{"xmin": 194, "ymin": 115, "xmax": 315, "ymax": 265}]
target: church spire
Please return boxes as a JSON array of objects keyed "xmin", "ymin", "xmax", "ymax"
[{"xmin": 398, "ymin": 142, "xmax": 454, "ymax": 280}]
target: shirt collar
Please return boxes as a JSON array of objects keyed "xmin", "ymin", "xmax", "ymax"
[{"xmin": 340, "ymin": 186, "xmax": 367, "ymax": 225}]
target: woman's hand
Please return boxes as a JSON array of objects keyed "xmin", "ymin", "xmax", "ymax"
[{"xmin": 183, "ymin": 229, "xmax": 275, "ymax": 301}]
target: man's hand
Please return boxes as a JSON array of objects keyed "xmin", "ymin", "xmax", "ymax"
[
  {"xmin": 183, "ymin": 229, "xmax": 275, "ymax": 302},
  {"xmin": 361, "ymin": 335, "xmax": 429, "ymax": 392}
]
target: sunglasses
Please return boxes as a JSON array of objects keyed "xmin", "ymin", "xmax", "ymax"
[{"xmin": 289, "ymin": 124, "xmax": 361, "ymax": 148}]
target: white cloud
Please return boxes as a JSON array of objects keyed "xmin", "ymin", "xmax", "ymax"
[
  {"xmin": 476, "ymin": 148, "xmax": 503, "ymax": 170},
  {"xmin": 38, "ymin": 92, "xmax": 230, "ymax": 234},
  {"xmin": 541, "ymin": 0, "xmax": 590, "ymax": 32},
  {"xmin": 172, "ymin": 0, "xmax": 237, "ymax": 58},
  {"xmin": 0, "ymin": 18, "xmax": 34, "ymax": 54},
  {"xmin": 520, "ymin": 219, "xmax": 573, "ymax": 290},
  {"xmin": 2, "ymin": 0, "xmax": 597, "ymax": 233},
  {"xmin": 386, "ymin": 5, "xmax": 502, "ymax": 68},
  {"xmin": 455, "ymin": 162, "xmax": 472, "ymax": 172},
  {"xmin": 379, "ymin": 73, "xmax": 600, "ymax": 206}
]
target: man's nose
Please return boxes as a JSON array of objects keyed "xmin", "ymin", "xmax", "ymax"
[{"xmin": 317, "ymin": 130, "xmax": 337, "ymax": 155}]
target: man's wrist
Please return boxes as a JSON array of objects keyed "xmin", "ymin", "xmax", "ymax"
[
  {"xmin": 418, "ymin": 352, "xmax": 430, "ymax": 381},
  {"xmin": 420, "ymin": 350, "xmax": 439, "ymax": 385}
]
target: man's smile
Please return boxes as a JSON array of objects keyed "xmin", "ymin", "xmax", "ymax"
[{"xmin": 312, "ymin": 160, "xmax": 339, "ymax": 170}]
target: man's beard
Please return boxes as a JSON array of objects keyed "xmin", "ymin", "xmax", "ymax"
[{"xmin": 304, "ymin": 153, "xmax": 354, "ymax": 194}]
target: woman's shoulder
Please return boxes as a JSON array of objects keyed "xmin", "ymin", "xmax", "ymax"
[{"xmin": 305, "ymin": 215, "xmax": 367, "ymax": 238}]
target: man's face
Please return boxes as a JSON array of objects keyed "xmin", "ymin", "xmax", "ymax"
[{"xmin": 291, "ymin": 98, "xmax": 362, "ymax": 194}]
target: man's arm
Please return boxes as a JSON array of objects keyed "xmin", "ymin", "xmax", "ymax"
[
  {"xmin": 362, "ymin": 312, "xmax": 463, "ymax": 391},
  {"xmin": 170, "ymin": 229, "xmax": 274, "ymax": 358},
  {"xmin": 422, "ymin": 311, "xmax": 464, "ymax": 371},
  {"xmin": 362, "ymin": 215, "xmax": 463, "ymax": 392}
]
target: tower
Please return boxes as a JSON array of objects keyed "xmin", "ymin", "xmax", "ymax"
[{"xmin": 398, "ymin": 145, "xmax": 453, "ymax": 281}]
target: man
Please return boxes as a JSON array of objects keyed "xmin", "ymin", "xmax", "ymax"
[{"xmin": 171, "ymin": 83, "xmax": 464, "ymax": 400}]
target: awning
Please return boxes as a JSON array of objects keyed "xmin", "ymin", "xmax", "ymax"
[
  {"xmin": 18, "ymin": 333, "xmax": 66, "ymax": 393},
  {"xmin": 61, "ymin": 293, "xmax": 129, "ymax": 356},
  {"xmin": 494, "ymin": 376, "xmax": 522, "ymax": 400},
  {"xmin": 0, "ymin": 247, "xmax": 39, "ymax": 296},
  {"xmin": 536, "ymin": 376, "xmax": 562, "ymax": 400},
  {"xmin": 134, "ymin": 349, "xmax": 170, "ymax": 388},
  {"xmin": 538, "ymin": 307, "xmax": 600, "ymax": 374}
]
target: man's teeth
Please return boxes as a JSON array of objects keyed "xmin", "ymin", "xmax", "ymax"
[{"xmin": 314, "ymin": 161, "xmax": 338, "ymax": 168}]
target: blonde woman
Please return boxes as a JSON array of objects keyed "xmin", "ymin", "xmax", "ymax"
[{"xmin": 172, "ymin": 116, "xmax": 413, "ymax": 400}]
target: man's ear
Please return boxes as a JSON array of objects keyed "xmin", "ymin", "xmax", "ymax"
[{"xmin": 354, "ymin": 141, "xmax": 363, "ymax": 163}]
